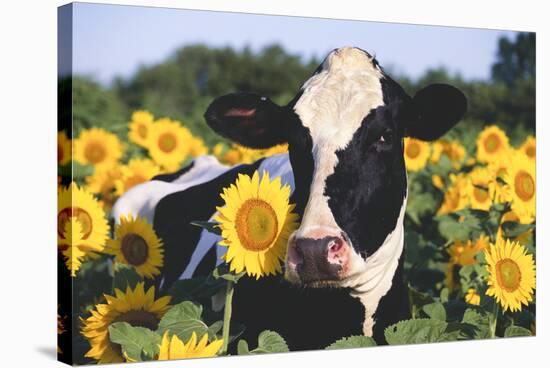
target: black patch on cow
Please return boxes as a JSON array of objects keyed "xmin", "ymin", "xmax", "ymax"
[
  {"xmin": 287, "ymin": 127, "xmax": 314, "ymax": 217},
  {"xmin": 325, "ymin": 104, "xmax": 408, "ymax": 257},
  {"xmin": 152, "ymin": 160, "xmax": 195, "ymax": 183},
  {"xmin": 153, "ymin": 159, "xmax": 264, "ymax": 289},
  {"xmin": 192, "ymin": 242, "xmax": 218, "ymax": 277},
  {"xmin": 372, "ymin": 254, "xmax": 411, "ymax": 343},
  {"xmin": 231, "ymin": 275, "xmax": 365, "ymax": 351}
]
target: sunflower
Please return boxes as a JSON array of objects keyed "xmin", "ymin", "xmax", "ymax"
[
  {"xmin": 74, "ymin": 128, "xmax": 124, "ymax": 170},
  {"xmin": 128, "ymin": 110, "xmax": 154, "ymax": 147},
  {"xmin": 114, "ymin": 159, "xmax": 161, "ymax": 196},
  {"xmin": 476, "ymin": 125, "xmax": 510, "ymax": 163},
  {"xmin": 85, "ymin": 166, "xmax": 123, "ymax": 211},
  {"xmin": 505, "ymin": 152, "xmax": 535, "ymax": 223},
  {"xmin": 431, "ymin": 140, "xmax": 465, "ymax": 168},
  {"xmin": 157, "ymin": 332, "xmax": 223, "ymax": 361},
  {"xmin": 437, "ymin": 173, "xmax": 469, "ymax": 215},
  {"xmin": 147, "ymin": 118, "xmax": 192, "ymax": 171},
  {"xmin": 81, "ymin": 283, "xmax": 171, "ymax": 363},
  {"xmin": 58, "ymin": 131, "xmax": 71, "ymax": 166},
  {"xmin": 497, "ymin": 210, "xmax": 533, "ymax": 245},
  {"xmin": 448, "ymin": 235, "xmax": 489, "ymax": 266},
  {"xmin": 487, "ymin": 149, "xmax": 514, "ymax": 204},
  {"xmin": 215, "ymin": 171, "xmax": 299, "ymax": 278},
  {"xmin": 106, "ymin": 215, "xmax": 164, "ymax": 279},
  {"xmin": 432, "ymin": 175, "xmax": 444, "ymax": 190},
  {"xmin": 403, "ymin": 137, "xmax": 430, "ymax": 172},
  {"xmin": 59, "ymin": 217, "xmax": 87, "ymax": 276},
  {"xmin": 188, "ymin": 136, "xmax": 208, "ymax": 157},
  {"xmin": 519, "ymin": 135, "xmax": 536, "ymax": 161},
  {"xmin": 464, "ymin": 288, "xmax": 481, "ymax": 306},
  {"xmin": 485, "ymin": 237, "xmax": 536, "ymax": 312},
  {"xmin": 58, "ymin": 182, "xmax": 109, "ymax": 259},
  {"xmin": 467, "ymin": 167, "xmax": 493, "ymax": 211}
]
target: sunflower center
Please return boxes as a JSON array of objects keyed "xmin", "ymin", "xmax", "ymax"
[
  {"xmin": 484, "ymin": 133, "xmax": 501, "ymax": 153},
  {"xmin": 137, "ymin": 124, "xmax": 148, "ymax": 139},
  {"xmin": 115, "ymin": 310, "xmax": 159, "ymax": 330},
  {"xmin": 57, "ymin": 208, "xmax": 93, "ymax": 239},
  {"xmin": 406, "ymin": 142, "xmax": 421, "ymax": 159},
  {"xmin": 84, "ymin": 142, "xmax": 107, "ymax": 164},
  {"xmin": 158, "ymin": 133, "xmax": 177, "ymax": 153},
  {"xmin": 473, "ymin": 185, "xmax": 489, "ymax": 203},
  {"xmin": 526, "ymin": 145, "xmax": 535, "ymax": 158},
  {"xmin": 235, "ymin": 199, "xmax": 279, "ymax": 251},
  {"xmin": 121, "ymin": 233, "xmax": 149, "ymax": 266},
  {"xmin": 496, "ymin": 258, "xmax": 522, "ymax": 292},
  {"xmin": 514, "ymin": 170, "xmax": 535, "ymax": 201}
]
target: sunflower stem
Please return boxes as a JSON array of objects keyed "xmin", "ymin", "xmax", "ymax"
[
  {"xmin": 220, "ymin": 280, "xmax": 235, "ymax": 355},
  {"xmin": 490, "ymin": 301, "xmax": 500, "ymax": 338}
]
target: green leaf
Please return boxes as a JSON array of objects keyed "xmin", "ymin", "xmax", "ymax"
[
  {"xmin": 237, "ymin": 339, "xmax": 250, "ymax": 355},
  {"xmin": 213, "ymin": 265, "xmax": 246, "ymax": 283},
  {"xmin": 112, "ymin": 264, "xmax": 142, "ymax": 291},
  {"xmin": 504, "ymin": 325, "xmax": 532, "ymax": 337},
  {"xmin": 190, "ymin": 221, "xmax": 221, "ymax": 235},
  {"xmin": 437, "ymin": 211, "xmax": 483, "ymax": 241},
  {"xmin": 384, "ymin": 319, "xmax": 449, "ymax": 345},
  {"xmin": 501, "ymin": 221, "xmax": 534, "ymax": 239},
  {"xmin": 422, "ymin": 303, "xmax": 446, "ymax": 321},
  {"xmin": 207, "ymin": 320, "xmax": 223, "ymax": 338},
  {"xmin": 325, "ymin": 335, "xmax": 377, "ymax": 350},
  {"xmin": 408, "ymin": 285, "xmax": 435, "ymax": 319},
  {"xmin": 461, "ymin": 308, "xmax": 491, "ymax": 339},
  {"xmin": 156, "ymin": 301, "xmax": 211, "ymax": 342},
  {"xmin": 248, "ymin": 330, "xmax": 289, "ymax": 354},
  {"xmin": 108, "ymin": 322, "xmax": 161, "ymax": 361},
  {"xmin": 440, "ymin": 288, "xmax": 450, "ymax": 303}
]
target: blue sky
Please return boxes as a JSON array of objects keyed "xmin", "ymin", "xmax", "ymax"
[{"xmin": 70, "ymin": 2, "xmax": 519, "ymax": 85}]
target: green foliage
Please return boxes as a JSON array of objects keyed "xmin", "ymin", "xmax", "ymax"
[
  {"xmin": 504, "ymin": 325, "xmax": 532, "ymax": 337},
  {"xmin": 112, "ymin": 263, "xmax": 142, "ymax": 291},
  {"xmin": 108, "ymin": 322, "xmax": 161, "ymax": 362},
  {"xmin": 385, "ymin": 319, "xmax": 453, "ymax": 345},
  {"xmin": 157, "ymin": 301, "xmax": 220, "ymax": 342},
  {"xmin": 213, "ymin": 265, "xmax": 246, "ymax": 283},
  {"xmin": 462, "ymin": 308, "xmax": 492, "ymax": 339},
  {"xmin": 325, "ymin": 336, "xmax": 377, "ymax": 350},
  {"xmin": 237, "ymin": 330, "xmax": 289, "ymax": 355}
]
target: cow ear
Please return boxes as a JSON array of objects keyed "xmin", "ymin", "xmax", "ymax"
[
  {"xmin": 404, "ymin": 84, "xmax": 467, "ymax": 141},
  {"xmin": 204, "ymin": 92, "xmax": 291, "ymax": 149}
]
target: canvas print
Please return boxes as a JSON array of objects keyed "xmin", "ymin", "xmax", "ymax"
[{"xmin": 57, "ymin": 2, "xmax": 536, "ymax": 365}]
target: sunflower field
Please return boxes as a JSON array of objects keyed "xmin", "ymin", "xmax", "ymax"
[
  {"xmin": 58, "ymin": 37, "xmax": 536, "ymax": 365},
  {"xmin": 58, "ymin": 109, "xmax": 536, "ymax": 364}
]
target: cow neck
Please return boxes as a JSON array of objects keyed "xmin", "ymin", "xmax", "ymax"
[{"xmin": 348, "ymin": 195, "xmax": 407, "ymax": 336}]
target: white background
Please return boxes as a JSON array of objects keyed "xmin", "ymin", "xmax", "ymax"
[{"xmin": 0, "ymin": 0, "xmax": 546, "ymax": 367}]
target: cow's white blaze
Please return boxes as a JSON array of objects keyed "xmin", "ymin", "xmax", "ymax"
[{"xmin": 292, "ymin": 47, "xmax": 384, "ymax": 239}]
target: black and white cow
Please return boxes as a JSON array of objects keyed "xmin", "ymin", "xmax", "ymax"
[{"xmin": 113, "ymin": 47, "xmax": 466, "ymax": 349}]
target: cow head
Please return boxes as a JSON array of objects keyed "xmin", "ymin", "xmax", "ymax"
[{"xmin": 205, "ymin": 47, "xmax": 466, "ymax": 289}]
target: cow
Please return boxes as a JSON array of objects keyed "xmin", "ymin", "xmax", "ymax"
[{"xmin": 112, "ymin": 46, "xmax": 467, "ymax": 350}]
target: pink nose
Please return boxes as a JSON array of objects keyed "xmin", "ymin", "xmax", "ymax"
[{"xmin": 286, "ymin": 234, "xmax": 350, "ymax": 282}]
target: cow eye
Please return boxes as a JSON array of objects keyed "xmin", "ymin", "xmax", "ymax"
[{"xmin": 378, "ymin": 131, "xmax": 392, "ymax": 144}]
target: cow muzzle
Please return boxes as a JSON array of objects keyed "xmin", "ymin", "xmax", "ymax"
[{"xmin": 285, "ymin": 229, "xmax": 351, "ymax": 285}]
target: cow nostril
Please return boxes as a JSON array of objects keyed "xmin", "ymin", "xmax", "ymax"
[{"xmin": 328, "ymin": 238, "xmax": 344, "ymax": 253}]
